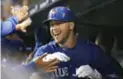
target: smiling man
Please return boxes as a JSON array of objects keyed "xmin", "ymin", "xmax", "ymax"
[{"xmin": 28, "ymin": 6, "xmax": 122, "ymax": 79}]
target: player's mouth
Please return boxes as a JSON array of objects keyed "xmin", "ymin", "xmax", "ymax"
[{"xmin": 53, "ymin": 31, "xmax": 61, "ymax": 38}]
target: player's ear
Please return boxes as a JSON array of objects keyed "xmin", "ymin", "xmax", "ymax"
[{"xmin": 69, "ymin": 22, "xmax": 75, "ymax": 30}]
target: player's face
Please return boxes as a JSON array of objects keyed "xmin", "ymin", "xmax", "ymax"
[{"xmin": 50, "ymin": 21, "xmax": 72, "ymax": 44}]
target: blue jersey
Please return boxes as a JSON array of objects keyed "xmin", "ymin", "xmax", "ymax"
[
  {"xmin": 33, "ymin": 38, "xmax": 119, "ymax": 79},
  {"xmin": 1, "ymin": 16, "xmax": 18, "ymax": 37}
]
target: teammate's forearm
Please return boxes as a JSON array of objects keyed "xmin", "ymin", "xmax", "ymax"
[{"xmin": 1, "ymin": 16, "xmax": 19, "ymax": 37}]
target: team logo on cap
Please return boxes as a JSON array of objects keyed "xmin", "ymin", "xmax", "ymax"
[
  {"xmin": 49, "ymin": 8, "xmax": 58, "ymax": 17},
  {"xmin": 62, "ymin": 13, "xmax": 65, "ymax": 18}
]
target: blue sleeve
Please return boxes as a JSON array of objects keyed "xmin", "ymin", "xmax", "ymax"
[
  {"xmin": 33, "ymin": 45, "xmax": 47, "ymax": 58},
  {"xmin": 33, "ymin": 42, "xmax": 55, "ymax": 58},
  {"xmin": 22, "ymin": 43, "xmax": 53, "ymax": 73},
  {"xmin": 1, "ymin": 16, "xmax": 19, "ymax": 37}
]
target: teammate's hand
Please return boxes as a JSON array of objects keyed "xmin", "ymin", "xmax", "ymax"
[
  {"xmin": 76, "ymin": 65, "xmax": 102, "ymax": 79},
  {"xmin": 42, "ymin": 52, "xmax": 70, "ymax": 62},
  {"xmin": 11, "ymin": 6, "xmax": 28, "ymax": 22},
  {"xmin": 16, "ymin": 18, "xmax": 32, "ymax": 32},
  {"xmin": 25, "ymin": 52, "xmax": 34, "ymax": 64},
  {"xmin": 32, "ymin": 53, "xmax": 60, "ymax": 72}
]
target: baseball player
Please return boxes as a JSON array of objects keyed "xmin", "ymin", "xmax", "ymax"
[{"xmin": 25, "ymin": 6, "xmax": 121, "ymax": 79}]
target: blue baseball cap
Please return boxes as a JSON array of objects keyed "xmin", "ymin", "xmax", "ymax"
[{"xmin": 43, "ymin": 6, "xmax": 76, "ymax": 25}]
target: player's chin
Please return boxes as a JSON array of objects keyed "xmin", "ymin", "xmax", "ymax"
[
  {"xmin": 54, "ymin": 38, "xmax": 62, "ymax": 44},
  {"xmin": 55, "ymin": 39, "xmax": 61, "ymax": 43}
]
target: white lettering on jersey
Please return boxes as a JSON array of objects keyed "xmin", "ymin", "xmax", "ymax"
[
  {"xmin": 54, "ymin": 67, "xmax": 69, "ymax": 78},
  {"xmin": 52, "ymin": 67, "xmax": 80, "ymax": 78}
]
